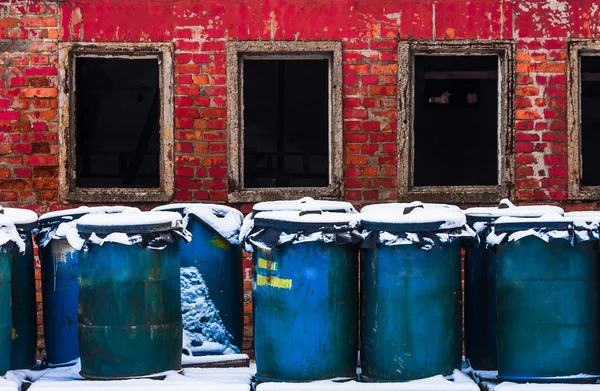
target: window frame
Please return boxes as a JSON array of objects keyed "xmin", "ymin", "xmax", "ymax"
[
  {"xmin": 58, "ymin": 42, "xmax": 174, "ymax": 203},
  {"xmin": 398, "ymin": 41, "xmax": 514, "ymax": 203},
  {"xmin": 226, "ymin": 41, "xmax": 343, "ymax": 204},
  {"xmin": 567, "ymin": 40, "xmax": 600, "ymax": 200}
]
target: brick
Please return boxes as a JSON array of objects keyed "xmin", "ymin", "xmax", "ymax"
[
  {"xmin": 369, "ymin": 86, "xmax": 397, "ymax": 96},
  {"xmin": 22, "ymin": 88, "xmax": 57, "ymax": 98},
  {"xmin": 544, "ymin": 155, "xmax": 566, "ymax": 166},
  {"xmin": 362, "ymin": 75, "xmax": 379, "ymax": 85},
  {"xmin": 515, "ymin": 110, "xmax": 542, "ymax": 120},
  {"xmin": 515, "ymin": 142, "xmax": 534, "ymax": 153},
  {"xmin": 516, "ymin": 86, "xmax": 539, "ymax": 96},
  {"xmin": 199, "ymin": 108, "xmax": 226, "ymax": 118},
  {"xmin": 0, "ymin": 112, "xmax": 20, "ymax": 121},
  {"xmin": 23, "ymin": 156, "xmax": 57, "ymax": 166}
]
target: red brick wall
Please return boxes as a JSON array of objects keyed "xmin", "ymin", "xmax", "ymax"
[{"xmin": 1, "ymin": 0, "xmax": 600, "ymax": 357}]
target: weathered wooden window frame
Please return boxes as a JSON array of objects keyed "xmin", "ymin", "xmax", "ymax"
[
  {"xmin": 567, "ymin": 40, "xmax": 600, "ymax": 200},
  {"xmin": 226, "ymin": 41, "xmax": 343, "ymax": 204},
  {"xmin": 398, "ymin": 41, "xmax": 514, "ymax": 203},
  {"xmin": 58, "ymin": 42, "xmax": 174, "ymax": 203}
]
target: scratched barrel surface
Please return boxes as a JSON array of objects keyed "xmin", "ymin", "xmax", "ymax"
[
  {"xmin": 249, "ymin": 210, "xmax": 359, "ymax": 382},
  {"xmin": 359, "ymin": 206, "xmax": 471, "ymax": 382},
  {"xmin": 152, "ymin": 203, "xmax": 244, "ymax": 352},
  {"xmin": 77, "ymin": 211, "xmax": 184, "ymax": 379},
  {"xmin": 463, "ymin": 202, "xmax": 564, "ymax": 370},
  {"xmin": 3, "ymin": 208, "xmax": 38, "ymax": 370},
  {"xmin": 37, "ymin": 206, "xmax": 135, "ymax": 366},
  {"xmin": 494, "ymin": 216, "xmax": 600, "ymax": 382}
]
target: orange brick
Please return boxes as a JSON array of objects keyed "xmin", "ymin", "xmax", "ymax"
[
  {"xmin": 516, "ymin": 109, "xmax": 542, "ymax": 120},
  {"xmin": 516, "ymin": 86, "xmax": 540, "ymax": 96},
  {"xmin": 193, "ymin": 75, "xmax": 209, "ymax": 85},
  {"xmin": 371, "ymin": 63, "xmax": 398, "ymax": 75},
  {"xmin": 22, "ymin": 88, "xmax": 57, "ymax": 98},
  {"xmin": 516, "ymin": 51, "xmax": 531, "ymax": 62},
  {"xmin": 538, "ymin": 62, "xmax": 567, "ymax": 73}
]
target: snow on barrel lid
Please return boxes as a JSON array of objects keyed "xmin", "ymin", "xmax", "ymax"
[
  {"xmin": 252, "ymin": 197, "xmax": 357, "ymax": 214},
  {"xmin": 254, "ymin": 208, "xmax": 360, "ymax": 231},
  {"xmin": 465, "ymin": 199, "xmax": 564, "ymax": 221},
  {"xmin": 494, "ymin": 213, "xmax": 578, "ymax": 232},
  {"xmin": 39, "ymin": 206, "xmax": 138, "ymax": 225},
  {"xmin": 361, "ymin": 205, "xmax": 466, "ymax": 232},
  {"xmin": 0, "ymin": 214, "xmax": 25, "ymax": 252},
  {"xmin": 153, "ymin": 203, "xmax": 243, "ymax": 245},
  {"xmin": 1, "ymin": 207, "xmax": 37, "ymax": 230},
  {"xmin": 361, "ymin": 201, "xmax": 462, "ymax": 214},
  {"xmin": 76, "ymin": 210, "xmax": 183, "ymax": 234}
]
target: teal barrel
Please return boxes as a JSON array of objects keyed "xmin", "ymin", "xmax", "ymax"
[
  {"xmin": 3, "ymin": 208, "xmax": 38, "ymax": 369},
  {"xmin": 359, "ymin": 205, "xmax": 473, "ymax": 381},
  {"xmin": 36, "ymin": 206, "xmax": 136, "ymax": 366},
  {"xmin": 0, "ymin": 215, "xmax": 26, "ymax": 375},
  {"xmin": 492, "ymin": 214, "xmax": 600, "ymax": 382},
  {"xmin": 152, "ymin": 203, "xmax": 244, "ymax": 354},
  {"xmin": 76, "ymin": 211, "xmax": 185, "ymax": 379},
  {"xmin": 248, "ymin": 209, "xmax": 360, "ymax": 382},
  {"xmin": 463, "ymin": 201, "xmax": 564, "ymax": 370}
]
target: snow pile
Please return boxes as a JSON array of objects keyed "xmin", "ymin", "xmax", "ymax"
[
  {"xmin": 180, "ymin": 267, "xmax": 239, "ymax": 356},
  {"xmin": 0, "ymin": 216, "xmax": 25, "ymax": 254},
  {"xmin": 184, "ymin": 205, "xmax": 243, "ymax": 245},
  {"xmin": 1, "ymin": 207, "xmax": 37, "ymax": 227},
  {"xmin": 361, "ymin": 201, "xmax": 462, "ymax": 214},
  {"xmin": 494, "ymin": 383, "xmax": 600, "ymax": 391},
  {"xmin": 465, "ymin": 199, "xmax": 564, "ymax": 220}
]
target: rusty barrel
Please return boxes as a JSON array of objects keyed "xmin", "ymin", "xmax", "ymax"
[
  {"xmin": 76, "ymin": 211, "xmax": 184, "ymax": 379},
  {"xmin": 3, "ymin": 208, "xmax": 38, "ymax": 369}
]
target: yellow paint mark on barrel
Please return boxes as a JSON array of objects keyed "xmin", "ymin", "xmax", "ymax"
[
  {"xmin": 12, "ymin": 328, "xmax": 16, "ymax": 340},
  {"xmin": 257, "ymin": 273, "xmax": 292, "ymax": 289},
  {"xmin": 211, "ymin": 235, "xmax": 231, "ymax": 250},
  {"xmin": 257, "ymin": 257, "xmax": 278, "ymax": 271}
]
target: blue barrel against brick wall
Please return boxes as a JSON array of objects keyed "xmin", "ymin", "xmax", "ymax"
[
  {"xmin": 76, "ymin": 211, "xmax": 184, "ymax": 379},
  {"xmin": 153, "ymin": 203, "xmax": 244, "ymax": 353},
  {"xmin": 36, "ymin": 206, "xmax": 135, "ymax": 366},
  {"xmin": 248, "ymin": 209, "xmax": 359, "ymax": 382},
  {"xmin": 3, "ymin": 208, "xmax": 38, "ymax": 369},
  {"xmin": 463, "ymin": 201, "xmax": 563, "ymax": 370},
  {"xmin": 493, "ymin": 215, "xmax": 600, "ymax": 382},
  {"xmin": 359, "ymin": 205, "xmax": 471, "ymax": 381}
]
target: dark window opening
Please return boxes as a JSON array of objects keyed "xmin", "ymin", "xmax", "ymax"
[
  {"xmin": 413, "ymin": 55, "xmax": 499, "ymax": 186},
  {"xmin": 242, "ymin": 58, "xmax": 329, "ymax": 188},
  {"xmin": 75, "ymin": 57, "xmax": 160, "ymax": 188},
  {"xmin": 581, "ymin": 56, "xmax": 600, "ymax": 186}
]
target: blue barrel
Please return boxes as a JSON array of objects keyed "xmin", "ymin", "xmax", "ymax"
[
  {"xmin": 463, "ymin": 201, "xmax": 563, "ymax": 370},
  {"xmin": 152, "ymin": 203, "xmax": 244, "ymax": 354},
  {"xmin": 249, "ymin": 209, "xmax": 360, "ymax": 382},
  {"xmin": 76, "ymin": 211, "xmax": 185, "ymax": 379},
  {"xmin": 492, "ymin": 215, "xmax": 600, "ymax": 382},
  {"xmin": 0, "ymin": 215, "xmax": 25, "ymax": 375},
  {"xmin": 3, "ymin": 208, "xmax": 38, "ymax": 369},
  {"xmin": 359, "ymin": 205, "xmax": 473, "ymax": 381},
  {"xmin": 36, "ymin": 206, "xmax": 135, "ymax": 366}
]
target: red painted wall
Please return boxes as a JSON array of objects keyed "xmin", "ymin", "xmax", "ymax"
[{"xmin": 1, "ymin": 0, "xmax": 600, "ymax": 356}]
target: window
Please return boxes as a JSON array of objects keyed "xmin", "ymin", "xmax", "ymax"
[
  {"xmin": 398, "ymin": 42, "xmax": 513, "ymax": 203},
  {"xmin": 569, "ymin": 41, "xmax": 600, "ymax": 199},
  {"xmin": 227, "ymin": 42, "xmax": 343, "ymax": 203},
  {"xmin": 58, "ymin": 43, "xmax": 174, "ymax": 203}
]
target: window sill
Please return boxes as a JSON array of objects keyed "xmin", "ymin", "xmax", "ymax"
[
  {"xmin": 400, "ymin": 185, "xmax": 505, "ymax": 204},
  {"xmin": 63, "ymin": 187, "xmax": 173, "ymax": 204},
  {"xmin": 227, "ymin": 186, "xmax": 343, "ymax": 204},
  {"xmin": 569, "ymin": 187, "xmax": 600, "ymax": 201}
]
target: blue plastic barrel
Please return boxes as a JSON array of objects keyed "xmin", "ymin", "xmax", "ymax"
[
  {"xmin": 359, "ymin": 206, "xmax": 473, "ymax": 381},
  {"xmin": 0, "ymin": 215, "xmax": 26, "ymax": 375},
  {"xmin": 248, "ymin": 209, "xmax": 360, "ymax": 382},
  {"xmin": 76, "ymin": 211, "xmax": 185, "ymax": 379},
  {"xmin": 3, "ymin": 208, "xmax": 38, "ymax": 369},
  {"xmin": 152, "ymin": 203, "xmax": 244, "ymax": 354},
  {"xmin": 463, "ymin": 200, "xmax": 563, "ymax": 370},
  {"xmin": 36, "ymin": 206, "xmax": 135, "ymax": 366},
  {"xmin": 492, "ymin": 214, "xmax": 600, "ymax": 382}
]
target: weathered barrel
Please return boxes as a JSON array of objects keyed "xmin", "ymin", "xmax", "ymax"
[
  {"xmin": 76, "ymin": 211, "xmax": 186, "ymax": 379},
  {"xmin": 248, "ymin": 208, "xmax": 360, "ymax": 382},
  {"xmin": 3, "ymin": 207, "xmax": 38, "ymax": 369},
  {"xmin": 492, "ymin": 214, "xmax": 600, "ymax": 382},
  {"xmin": 463, "ymin": 200, "xmax": 563, "ymax": 370},
  {"xmin": 153, "ymin": 203, "xmax": 244, "ymax": 354},
  {"xmin": 359, "ymin": 205, "xmax": 473, "ymax": 381},
  {"xmin": 36, "ymin": 206, "xmax": 135, "ymax": 366}
]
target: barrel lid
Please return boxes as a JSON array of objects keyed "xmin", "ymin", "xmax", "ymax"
[
  {"xmin": 361, "ymin": 201, "xmax": 462, "ymax": 214},
  {"xmin": 253, "ymin": 209, "xmax": 360, "ymax": 231},
  {"xmin": 465, "ymin": 199, "xmax": 564, "ymax": 222},
  {"xmin": 76, "ymin": 210, "xmax": 183, "ymax": 234},
  {"xmin": 565, "ymin": 211, "xmax": 600, "ymax": 219},
  {"xmin": 39, "ymin": 206, "xmax": 137, "ymax": 225},
  {"xmin": 252, "ymin": 197, "xmax": 356, "ymax": 215},
  {"xmin": 0, "ymin": 207, "xmax": 38, "ymax": 230},
  {"xmin": 494, "ymin": 213, "xmax": 581, "ymax": 232},
  {"xmin": 0, "ymin": 215, "xmax": 24, "ymax": 251},
  {"xmin": 361, "ymin": 206, "xmax": 466, "ymax": 232}
]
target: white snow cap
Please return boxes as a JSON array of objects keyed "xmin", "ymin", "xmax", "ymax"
[
  {"xmin": 361, "ymin": 201, "xmax": 462, "ymax": 214},
  {"xmin": 361, "ymin": 202, "xmax": 467, "ymax": 230},
  {"xmin": 465, "ymin": 198, "xmax": 564, "ymax": 219},
  {"xmin": 1, "ymin": 207, "xmax": 37, "ymax": 226},
  {"xmin": 252, "ymin": 197, "xmax": 357, "ymax": 214},
  {"xmin": 39, "ymin": 206, "xmax": 138, "ymax": 222},
  {"xmin": 153, "ymin": 203, "xmax": 243, "ymax": 245},
  {"xmin": 0, "ymin": 215, "xmax": 25, "ymax": 253},
  {"xmin": 254, "ymin": 209, "xmax": 360, "ymax": 227},
  {"xmin": 76, "ymin": 210, "xmax": 183, "ymax": 229}
]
